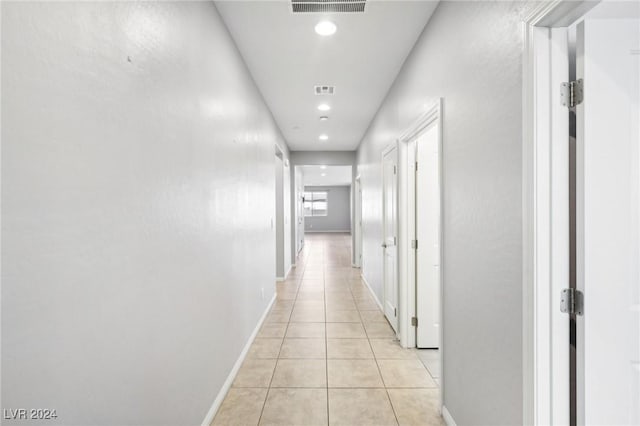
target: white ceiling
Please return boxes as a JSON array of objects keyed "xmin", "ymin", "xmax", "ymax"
[
  {"xmin": 215, "ymin": 0, "xmax": 438, "ymax": 151},
  {"xmin": 300, "ymin": 165, "xmax": 352, "ymax": 186}
]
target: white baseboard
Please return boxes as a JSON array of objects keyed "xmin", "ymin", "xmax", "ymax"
[
  {"xmin": 201, "ymin": 294, "xmax": 276, "ymax": 426},
  {"xmin": 276, "ymin": 264, "xmax": 293, "ymax": 282},
  {"xmin": 442, "ymin": 406, "xmax": 457, "ymax": 426},
  {"xmin": 360, "ymin": 273, "xmax": 383, "ymax": 311}
]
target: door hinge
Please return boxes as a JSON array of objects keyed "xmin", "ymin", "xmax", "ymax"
[
  {"xmin": 393, "ymin": 236, "xmax": 397, "ymax": 245},
  {"xmin": 415, "ymin": 161, "xmax": 418, "ymax": 171},
  {"xmin": 411, "ymin": 239, "xmax": 418, "ymax": 249},
  {"xmin": 560, "ymin": 288, "xmax": 584, "ymax": 316},
  {"xmin": 394, "ymin": 308, "xmax": 397, "ymax": 317},
  {"xmin": 561, "ymin": 79, "xmax": 584, "ymax": 109},
  {"xmin": 411, "ymin": 317, "xmax": 418, "ymax": 327},
  {"xmin": 393, "ymin": 165, "xmax": 397, "ymax": 175}
]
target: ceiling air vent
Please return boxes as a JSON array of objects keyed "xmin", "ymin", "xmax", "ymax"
[
  {"xmin": 314, "ymin": 85, "xmax": 335, "ymax": 95},
  {"xmin": 292, "ymin": 0, "xmax": 366, "ymax": 13}
]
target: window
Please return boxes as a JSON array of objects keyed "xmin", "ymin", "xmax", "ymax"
[{"xmin": 304, "ymin": 191, "xmax": 328, "ymax": 217}]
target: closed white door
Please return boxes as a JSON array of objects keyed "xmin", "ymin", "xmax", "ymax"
[
  {"xmin": 576, "ymin": 17, "xmax": 640, "ymax": 425},
  {"xmin": 382, "ymin": 145, "xmax": 398, "ymax": 332},
  {"xmin": 415, "ymin": 124, "xmax": 441, "ymax": 348}
]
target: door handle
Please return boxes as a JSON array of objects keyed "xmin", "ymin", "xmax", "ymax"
[{"xmin": 381, "ymin": 242, "xmax": 387, "ymax": 248}]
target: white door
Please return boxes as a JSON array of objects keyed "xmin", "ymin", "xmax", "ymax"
[
  {"xmin": 415, "ymin": 125, "xmax": 441, "ymax": 348},
  {"xmin": 295, "ymin": 167, "xmax": 305, "ymax": 254},
  {"xmin": 382, "ymin": 145, "xmax": 399, "ymax": 332},
  {"xmin": 576, "ymin": 18, "xmax": 640, "ymax": 425}
]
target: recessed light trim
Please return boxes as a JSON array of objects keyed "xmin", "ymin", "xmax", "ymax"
[
  {"xmin": 317, "ymin": 104, "xmax": 331, "ymax": 111},
  {"xmin": 319, "ymin": 134, "xmax": 329, "ymax": 141},
  {"xmin": 315, "ymin": 21, "xmax": 337, "ymax": 36}
]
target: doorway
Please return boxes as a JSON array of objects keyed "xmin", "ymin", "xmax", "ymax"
[
  {"xmin": 414, "ymin": 121, "xmax": 441, "ymax": 349},
  {"xmin": 382, "ymin": 144, "xmax": 399, "ymax": 333},
  {"xmin": 396, "ymin": 100, "xmax": 444, "ymax": 392},
  {"xmin": 275, "ymin": 148, "xmax": 285, "ymax": 281},
  {"xmin": 354, "ymin": 176, "xmax": 363, "ymax": 268},
  {"xmin": 294, "ymin": 166, "xmax": 305, "ymax": 257},
  {"xmin": 524, "ymin": 2, "xmax": 640, "ymax": 423}
]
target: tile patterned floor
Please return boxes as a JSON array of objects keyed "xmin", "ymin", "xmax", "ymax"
[{"xmin": 213, "ymin": 233, "xmax": 443, "ymax": 426}]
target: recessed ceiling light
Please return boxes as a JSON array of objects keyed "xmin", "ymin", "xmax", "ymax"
[
  {"xmin": 319, "ymin": 134, "xmax": 329, "ymax": 141},
  {"xmin": 315, "ymin": 21, "xmax": 337, "ymax": 36},
  {"xmin": 319, "ymin": 116, "xmax": 329, "ymax": 121},
  {"xmin": 317, "ymin": 104, "xmax": 331, "ymax": 111},
  {"xmin": 320, "ymin": 165, "xmax": 327, "ymax": 169},
  {"xmin": 321, "ymin": 173, "xmax": 327, "ymax": 177}
]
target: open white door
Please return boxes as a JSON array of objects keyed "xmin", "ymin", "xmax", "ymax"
[
  {"xmin": 295, "ymin": 166, "xmax": 305, "ymax": 255},
  {"xmin": 576, "ymin": 17, "xmax": 640, "ymax": 425},
  {"xmin": 415, "ymin": 124, "xmax": 441, "ymax": 348},
  {"xmin": 382, "ymin": 145, "xmax": 399, "ymax": 333}
]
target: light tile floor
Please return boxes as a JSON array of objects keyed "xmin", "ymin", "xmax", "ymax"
[
  {"xmin": 417, "ymin": 349, "xmax": 440, "ymax": 386},
  {"xmin": 213, "ymin": 233, "xmax": 443, "ymax": 426}
]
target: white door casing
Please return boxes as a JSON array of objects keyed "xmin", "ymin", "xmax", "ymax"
[
  {"xmin": 382, "ymin": 144, "xmax": 399, "ymax": 333},
  {"xmin": 415, "ymin": 124, "xmax": 441, "ymax": 349},
  {"xmin": 576, "ymin": 17, "xmax": 640, "ymax": 425}
]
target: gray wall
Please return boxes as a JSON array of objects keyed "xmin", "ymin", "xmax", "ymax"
[
  {"xmin": 304, "ymin": 186, "xmax": 352, "ymax": 233},
  {"xmin": 356, "ymin": 2, "xmax": 536, "ymax": 424},
  {"xmin": 1, "ymin": 2, "xmax": 288, "ymax": 425},
  {"xmin": 289, "ymin": 151, "xmax": 356, "ymax": 265}
]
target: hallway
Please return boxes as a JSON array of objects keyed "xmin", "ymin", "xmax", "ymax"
[
  {"xmin": 5, "ymin": 1, "xmax": 637, "ymax": 424},
  {"xmin": 213, "ymin": 234, "xmax": 441, "ymax": 426}
]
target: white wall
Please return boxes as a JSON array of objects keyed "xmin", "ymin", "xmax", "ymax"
[
  {"xmin": 1, "ymin": 2, "xmax": 288, "ymax": 425},
  {"xmin": 304, "ymin": 186, "xmax": 352, "ymax": 233},
  {"xmin": 356, "ymin": 2, "xmax": 536, "ymax": 424}
]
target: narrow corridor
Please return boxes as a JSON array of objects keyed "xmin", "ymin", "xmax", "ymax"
[{"xmin": 213, "ymin": 234, "xmax": 442, "ymax": 426}]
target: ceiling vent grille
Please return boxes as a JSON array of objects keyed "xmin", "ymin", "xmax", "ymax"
[
  {"xmin": 314, "ymin": 85, "xmax": 335, "ymax": 95},
  {"xmin": 292, "ymin": 0, "xmax": 366, "ymax": 13}
]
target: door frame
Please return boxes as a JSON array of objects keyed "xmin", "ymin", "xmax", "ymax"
[
  {"xmin": 396, "ymin": 99, "xmax": 444, "ymax": 410},
  {"xmin": 381, "ymin": 142, "xmax": 399, "ymax": 333},
  {"xmin": 522, "ymin": 1, "xmax": 599, "ymax": 424},
  {"xmin": 275, "ymin": 146, "xmax": 286, "ymax": 282},
  {"xmin": 354, "ymin": 175, "xmax": 363, "ymax": 268}
]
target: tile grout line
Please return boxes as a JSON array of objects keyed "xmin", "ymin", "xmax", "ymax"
[
  {"xmin": 255, "ymin": 254, "xmax": 306, "ymax": 426},
  {"xmin": 221, "ymin": 235, "xmax": 445, "ymax": 425},
  {"xmin": 353, "ymin": 274, "xmax": 401, "ymax": 426},
  {"xmin": 323, "ymin": 245, "xmax": 330, "ymax": 426}
]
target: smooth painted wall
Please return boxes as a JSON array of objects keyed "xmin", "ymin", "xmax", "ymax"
[
  {"xmin": 304, "ymin": 186, "xmax": 352, "ymax": 233},
  {"xmin": 1, "ymin": 2, "xmax": 288, "ymax": 425},
  {"xmin": 356, "ymin": 2, "xmax": 536, "ymax": 424}
]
